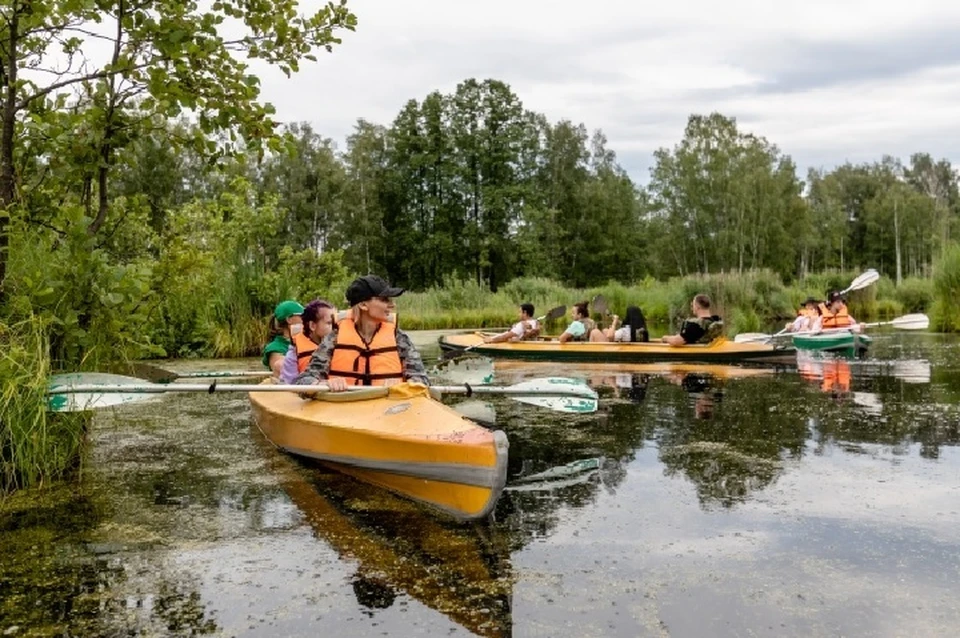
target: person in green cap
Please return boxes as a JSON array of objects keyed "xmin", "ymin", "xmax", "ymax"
[{"xmin": 262, "ymin": 300, "xmax": 305, "ymax": 377}]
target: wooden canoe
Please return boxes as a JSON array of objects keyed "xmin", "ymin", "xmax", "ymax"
[
  {"xmin": 439, "ymin": 332, "xmax": 795, "ymax": 364},
  {"xmin": 248, "ymin": 381, "xmax": 509, "ymax": 521}
]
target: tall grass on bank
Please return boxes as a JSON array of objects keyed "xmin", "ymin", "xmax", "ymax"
[
  {"xmin": 395, "ymin": 269, "xmax": 919, "ymax": 333},
  {"xmin": 932, "ymin": 244, "xmax": 960, "ymax": 332},
  {"xmin": 0, "ymin": 319, "xmax": 88, "ymax": 493}
]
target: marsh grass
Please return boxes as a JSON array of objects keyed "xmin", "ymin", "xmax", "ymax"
[
  {"xmin": 932, "ymin": 245, "xmax": 960, "ymax": 331},
  {"xmin": 0, "ymin": 319, "xmax": 88, "ymax": 493},
  {"xmin": 393, "ymin": 269, "xmax": 929, "ymax": 332}
]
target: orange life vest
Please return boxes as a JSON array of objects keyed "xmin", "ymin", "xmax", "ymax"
[
  {"xmin": 818, "ymin": 302, "xmax": 851, "ymax": 328},
  {"xmin": 328, "ymin": 318, "xmax": 403, "ymax": 386},
  {"xmin": 292, "ymin": 332, "xmax": 318, "ymax": 373},
  {"xmin": 821, "ymin": 360, "xmax": 851, "ymax": 393}
]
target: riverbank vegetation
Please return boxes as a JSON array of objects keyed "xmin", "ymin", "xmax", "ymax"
[{"xmin": 2, "ymin": 0, "xmax": 959, "ymax": 489}]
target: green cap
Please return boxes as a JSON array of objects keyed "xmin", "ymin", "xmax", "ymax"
[{"xmin": 273, "ymin": 300, "xmax": 304, "ymax": 322}]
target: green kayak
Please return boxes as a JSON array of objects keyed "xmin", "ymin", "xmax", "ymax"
[{"xmin": 792, "ymin": 331, "xmax": 872, "ymax": 353}]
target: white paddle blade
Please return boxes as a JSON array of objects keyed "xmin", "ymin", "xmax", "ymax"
[
  {"xmin": 511, "ymin": 395, "xmax": 599, "ymax": 413},
  {"xmin": 733, "ymin": 332, "xmax": 773, "ymax": 343},
  {"xmin": 890, "ymin": 313, "xmax": 929, "ymax": 330},
  {"xmin": 843, "ymin": 269, "xmax": 880, "ymax": 293},
  {"xmin": 508, "ymin": 376, "xmax": 598, "ymax": 399},
  {"xmin": 47, "ymin": 372, "xmax": 160, "ymax": 412}
]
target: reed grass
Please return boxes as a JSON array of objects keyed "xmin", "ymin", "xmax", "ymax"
[
  {"xmin": 0, "ymin": 318, "xmax": 88, "ymax": 493},
  {"xmin": 932, "ymin": 244, "xmax": 960, "ymax": 332}
]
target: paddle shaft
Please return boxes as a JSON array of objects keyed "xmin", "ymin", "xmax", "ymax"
[{"xmin": 48, "ymin": 382, "xmax": 598, "ymax": 399}]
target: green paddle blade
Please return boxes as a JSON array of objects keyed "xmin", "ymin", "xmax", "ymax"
[
  {"xmin": 539, "ymin": 305, "xmax": 566, "ymax": 322},
  {"xmin": 592, "ymin": 294, "xmax": 609, "ymax": 316}
]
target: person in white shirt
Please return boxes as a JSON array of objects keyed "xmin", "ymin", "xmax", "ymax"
[
  {"xmin": 485, "ymin": 303, "xmax": 541, "ymax": 343},
  {"xmin": 604, "ymin": 306, "xmax": 650, "ymax": 342}
]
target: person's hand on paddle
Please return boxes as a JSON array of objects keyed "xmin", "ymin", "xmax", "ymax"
[{"xmin": 327, "ymin": 377, "xmax": 349, "ymax": 392}]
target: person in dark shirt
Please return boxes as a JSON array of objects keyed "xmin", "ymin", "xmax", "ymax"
[{"xmin": 661, "ymin": 294, "xmax": 723, "ymax": 346}]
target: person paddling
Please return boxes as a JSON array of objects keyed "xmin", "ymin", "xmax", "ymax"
[
  {"xmin": 813, "ymin": 291, "xmax": 861, "ymax": 333},
  {"xmin": 295, "ymin": 275, "xmax": 429, "ymax": 392},
  {"xmin": 278, "ymin": 299, "xmax": 337, "ymax": 383},
  {"xmin": 559, "ymin": 301, "xmax": 605, "ymax": 343},
  {"xmin": 485, "ymin": 303, "xmax": 541, "ymax": 343},
  {"xmin": 785, "ymin": 297, "xmax": 821, "ymax": 333}
]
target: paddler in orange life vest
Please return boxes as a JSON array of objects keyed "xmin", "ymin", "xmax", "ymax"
[
  {"xmin": 812, "ymin": 291, "xmax": 862, "ymax": 333},
  {"xmin": 785, "ymin": 296, "xmax": 821, "ymax": 333},
  {"xmin": 278, "ymin": 298, "xmax": 337, "ymax": 383},
  {"xmin": 294, "ymin": 275, "xmax": 430, "ymax": 392}
]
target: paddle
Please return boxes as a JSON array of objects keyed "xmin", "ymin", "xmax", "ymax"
[
  {"xmin": 464, "ymin": 305, "xmax": 565, "ymax": 351},
  {"xmin": 734, "ymin": 313, "xmax": 929, "ymax": 343},
  {"xmin": 47, "ymin": 374, "xmax": 599, "ymax": 414}
]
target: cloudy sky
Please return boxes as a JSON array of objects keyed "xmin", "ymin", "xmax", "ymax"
[{"xmin": 252, "ymin": 0, "xmax": 960, "ymax": 184}]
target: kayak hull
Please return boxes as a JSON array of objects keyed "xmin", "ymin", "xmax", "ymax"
[
  {"xmin": 439, "ymin": 332, "xmax": 795, "ymax": 364},
  {"xmin": 249, "ymin": 382, "xmax": 508, "ymax": 521},
  {"xmin": 792, "ymin": 332, "xmax": 872, "ymax": 353}
]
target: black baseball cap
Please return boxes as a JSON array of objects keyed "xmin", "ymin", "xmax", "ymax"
[{"xmin": 346, "ymin": 275, "xmax": 405, "ymax": 307}]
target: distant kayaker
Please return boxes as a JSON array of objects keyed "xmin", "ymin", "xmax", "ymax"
[
  {"xmin": 604, "ymin": 305, "xmax": 650, "ymax": 342},
  {"xmin": 295, "ymin": 275, "xmax": 430, "ymax": 391},
  {"xmin": 263, "ymin": 300, "xmax": 305, "ymax": 378},
  {"xmin": 559, "ymin": 301, "xmax": 605, "ymax": 343},
  {"xmin": 484, "ymin": 303, "xmax": 541, "ymax": 343},
  {"xmin": 278, "ymin": 299, "xmax": 337, "ymax": 383},
  {"xmin": 813, "ymin": 291, "xmax": 861, "ymax": 333},
  {"xmin": 785, "ymin": 297, "xmax": 821, "ymax": 333},
  {"xmin": 661, "ymin": 294, "xmax": 723, "ymax": 346}
]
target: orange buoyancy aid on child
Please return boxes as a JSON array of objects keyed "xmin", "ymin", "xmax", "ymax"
[
  {"xmin": 293, "ymin": 332, "xmax": 319, "ymax": 373},
  {"xmin": 328, "ymin": 318, "xmax": 404, "ymax": 386},
  {"xmin": 818, "ymin": 303, "xmax": 852, "ymax": 328}
]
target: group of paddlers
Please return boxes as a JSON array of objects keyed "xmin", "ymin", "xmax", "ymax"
[
  {"xmin": 486, "ymin": 293, "xmax": 724, "ymax": 346},
  {"xmin": 786, "ymin": 291, "xmax": 861, "ymax": 334}
]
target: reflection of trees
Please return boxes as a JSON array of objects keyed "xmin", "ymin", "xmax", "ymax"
[
  {"xmin": 0, "ymin": 489, "xmax": 217, "ymax": 636},
  {"xmin": 644, "ymin": 374, "xmax": 808, "ymax": 509}
]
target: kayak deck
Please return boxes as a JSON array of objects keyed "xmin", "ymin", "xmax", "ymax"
[
  {"xmin": 248, "ymin": 381, "xmax": 508, "ymax": 521},
  {"xmin": 793, "ymin": 332, "xmax": 872, "ymax": 353},
  {"xmin": 439, "ymin": 332, "xmax": 795, "ymax": 364}
]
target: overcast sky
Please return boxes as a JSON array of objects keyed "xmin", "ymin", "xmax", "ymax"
[{"xmin": 251, "ymin": 0, "xmax": 960, "ymax": 184}]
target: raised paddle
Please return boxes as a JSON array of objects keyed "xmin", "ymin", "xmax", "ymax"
[
  {"xmin": 734, "ymin": 313, "xmax": 929, "ymax": 343},
  {"xmin": 47, "ymin": 374, "xmax": 599, "ymax": 414}
]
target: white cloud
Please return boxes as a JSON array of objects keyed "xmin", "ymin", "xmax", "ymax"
[{"xmin": 249, "ymin": 0, "xmax": 960, "ymax": 182}]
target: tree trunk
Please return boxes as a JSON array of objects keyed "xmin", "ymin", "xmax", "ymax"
[
  {"xmin": 0, "ymin": 6, "xmax": 20, "ymax": 298},
  {"xmin": 894, "ymin": 196, "xmax": 902, "ymax": 285}
]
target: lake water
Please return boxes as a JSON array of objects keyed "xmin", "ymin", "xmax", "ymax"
[{"xmin": 2, "ymin": 331, "xmax": 959, "ymax": 637}]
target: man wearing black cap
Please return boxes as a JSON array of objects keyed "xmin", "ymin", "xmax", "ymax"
[
  {"xmin": 295, "ymin": 275, "xmax": 429, "ymax": 391},
  {"xmin": 813, "ymin": 291, "xmax": 861, "ymax": 333}
]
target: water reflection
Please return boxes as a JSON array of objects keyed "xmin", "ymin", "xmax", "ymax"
[{"xmin": 271, "ymin": 453, "xmax": 514, "ymax": 638}]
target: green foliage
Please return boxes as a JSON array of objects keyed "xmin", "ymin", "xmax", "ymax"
[
  {"xmin": 894, "ymin": 277, "xmax": 934, "ymax": 313},
  {"xmin": 932, "ymin": 244, "xmax": 960, "ymax": 331},
  {"xmin": 0, "ymin": 319, "xmax": 88, "ymax": 492}
]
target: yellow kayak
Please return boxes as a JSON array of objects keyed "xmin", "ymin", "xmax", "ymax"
[
  {"xmin": 439, "ymin": 332, "xmax": 794, "ymax": 364},
  {"xmin": 249, "ymin": 381, "xmax": 508, "ymax": 521}
]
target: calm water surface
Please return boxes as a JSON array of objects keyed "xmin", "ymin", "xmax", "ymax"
[{"xmin": 2, "ymin": 332, "xmax": 959, "ymax": 636}]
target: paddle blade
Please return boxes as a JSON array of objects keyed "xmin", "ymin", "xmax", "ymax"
[
  {"xmin": 47, "ymin": 372, "xmax": 158, "ymax": 412},
  {"xmin": 543, "ymin": 305, "xmax": 566, "ymax": 321},
  {"xmin": 733, "ymin": 332, "xmax": 772, "ymax": 343},
  {"xmin": 507, "ymin": 376, "xmax": 598, "ymax": 399},
  {"xmin": 889, "ymin": 313, "xmax": 930, "ymax": 330},
  {"xmin": 842, "ymin": 269, "xmax": 880, "ymax": 294},
  {"xmin": 431, "ymin": 356, "xmax": 495, "ymax": 385},
  {"xmin": 592, "ymin": 294, "xmax": 609, "ymax": 316},
  {"xmin": 511, "ymin": 394, "xmax": 598, "ymax": 413}
]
